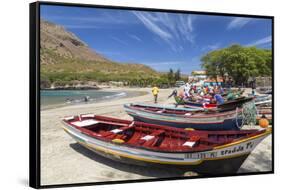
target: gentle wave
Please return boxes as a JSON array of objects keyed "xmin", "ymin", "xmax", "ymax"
[{"xmin": 41, "ymin": 90, "xmax": 129, "ymax": 110}]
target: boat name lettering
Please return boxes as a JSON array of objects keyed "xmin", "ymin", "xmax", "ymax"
[
  {"xmin": 184, "ymin": 141, "xmax": 255, "ymax": 159},
  {"xmin": 220, "ymin": 142, "xmax": 254, "ymax": 156}
]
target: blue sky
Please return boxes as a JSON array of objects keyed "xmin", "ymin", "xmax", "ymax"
[{"xmin": 41, "ymin": 5, "xmax": 272, "ymax": 74}]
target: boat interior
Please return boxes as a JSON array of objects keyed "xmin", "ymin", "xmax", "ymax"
[{"xmin": 64, "ymin": 115, "xmax": 263, "ymax": 153}]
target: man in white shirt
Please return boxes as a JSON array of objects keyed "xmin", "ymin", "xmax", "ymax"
[{"xmin": 184, "ymin": 82, "xmax": 191, "ymax": 98}]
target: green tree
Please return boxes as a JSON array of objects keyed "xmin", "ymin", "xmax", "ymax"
[
  {"xmin": 168, "ymin": 68, "xmax": 174, "ymax": 81},
  {"xmin": 174, "ymin": 69, "xmax": 181, "ymax": 81},
  {"xmin": 201, "ymin": 44, "xmax": 272, "ymax": 85}
]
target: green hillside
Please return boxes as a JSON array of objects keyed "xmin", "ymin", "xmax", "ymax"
[{"xmin": 40, "ymin": 20, "xmax": 162, "ymax": 88}]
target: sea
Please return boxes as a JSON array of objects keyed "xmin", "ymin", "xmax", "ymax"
[{"xmin": 40, "ymin": 89, "xmax": 137, "ymax": 110}]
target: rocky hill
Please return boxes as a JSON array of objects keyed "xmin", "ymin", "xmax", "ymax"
[
  {"xmin": 40, "ymin": 20, "xmax": 160, "ymax": 88},
  {"xmin": 40, "ymin": 20, "xmax": 109, "ymax": 63}
]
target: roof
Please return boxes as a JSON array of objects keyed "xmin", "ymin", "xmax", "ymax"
[{"xmin": 191, "ymin": 70, "xmax": 206, "ymax": 75}]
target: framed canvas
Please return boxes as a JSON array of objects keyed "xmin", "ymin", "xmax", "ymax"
[{"xmin": 30, "ymin": 1, "xmax": 274, "ymax": 188}]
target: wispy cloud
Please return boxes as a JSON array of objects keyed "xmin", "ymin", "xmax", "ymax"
[
  {"xmin": 246, "ymin": 36, "xmax": 272, "ymax": 47},
  {"xmin": 110, "ymin": 36, "xmax": 128, "ymax": 46},
  {"xmin": 43, "ymin": 12, "xmax": 138, "ymax": 26},
  {"xmin": 201, "ymin": 43, "xmax": 221, "ymax": 52},
  {"xmin": 227, "ymin": 17, "xmax": 252, "ymax": 30},
  {"xmin": 133, "ymin": 12, "xmax": 172, "ymax": 41},
  {"xmin": 128, "ymin": 34, "xmax": 142, "ymax": 42},
  {"xmin": 133, "ymin": 11, "xmax": 195, "ymax": 52}
]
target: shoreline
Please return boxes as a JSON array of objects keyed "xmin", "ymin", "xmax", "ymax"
[
  {"xmin": 40, "ymin": 87, "xmax": 272, "ymax": 185},
  {"xmin": 41, "ymin": 88, "xmax": 148, "ymax": 111}
]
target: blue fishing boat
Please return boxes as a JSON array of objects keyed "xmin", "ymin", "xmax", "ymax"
[{"xmin": 124, "ymin": 103, "xmax": 243, "ymax": 130}]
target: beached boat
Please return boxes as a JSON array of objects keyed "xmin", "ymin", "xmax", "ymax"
[
  {"xmin": 254, "ymin": 95, "xmax": 272, "ymax": 106},
  {"xmin": 217, "ymin": 97, "xmax": 253, "ymax": 111},
  {"xmin": 61, "ymin": 114, "xmax": 271, "ymax": 174},
  {"xmin": 256, "ymin": 106, "xmax": 272, "ymax": 124},
  {"xmin": 175, "ymin": 96, "xmax": 253, "ymax": 111},
  {"xmin": 124, "ymin": 103, "xmax": 244, "ymax": 130}
]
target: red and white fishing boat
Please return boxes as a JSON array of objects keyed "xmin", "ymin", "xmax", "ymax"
[{"xmin": 62, "ymin": 114, "xmax": 271, "ymax": 174}]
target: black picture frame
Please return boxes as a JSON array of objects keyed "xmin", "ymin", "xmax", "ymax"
[{"xmin": 30, "ymin": 1, "xmax": 274, "ymax": 188}]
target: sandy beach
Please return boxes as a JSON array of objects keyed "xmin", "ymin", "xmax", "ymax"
[{"xmin": 40, "ymin": 87, "xmax": 272, "ymax": 185}]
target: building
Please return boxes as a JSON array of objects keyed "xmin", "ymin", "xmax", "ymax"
[
  {"xmin": 204, "ymin": 77, "xmax": 224, "ymax": 86},
  {"xmin": 188, "ymin": 70, "xmax": 207, "ymax": 83},
  {"xmin": 190, "ymin": 70, "xmax": 207, "ymax": 81}
]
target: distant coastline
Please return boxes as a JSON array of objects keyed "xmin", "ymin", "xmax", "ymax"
[{"xmin": 40, "ymin": 87, "xmax": 148, "ymax": 110}]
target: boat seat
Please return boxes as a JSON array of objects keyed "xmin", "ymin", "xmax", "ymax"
[
  {"xmin": 156, "ymin": 110, "xmax": 164, "ymax": 113},
  {"xmin": 71, "ymin": 119, "xmax": 99, "ymax": 127},
  {"xmin": 139, "ymin": 130, "xmax": 165, "ymax": 147},
  {"xmin": 182, "ymin": 136, "xmax": 201, "ymax": 147},
  {"xmin": 101, "ymin": 125, "xmax": 134, "ymax": 138},
  {"xmin": 98, "ymin": 120, "xmax": 128, "ymax": 127}
]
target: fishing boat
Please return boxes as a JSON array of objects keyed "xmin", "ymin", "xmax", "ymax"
[
  {"xmin": 256, "ymin": 106, "xmax": 272, "ymax": 124},
  {"xmin": 217, "ymin": 97, "xmax": 253, "ymax": 111},
  {"xmin": 175, "ymin": 96, "xmax": 253, "ymax": 111},
  {"xmin": 174, "ymin": 95, "xmax": 214, "ymax": 108},
  {"xmin": 124, "ymin": 103, "xmax": 244, "ymax": 130},
  {"xmin": 254, "ymin": 95, "xmax": 272, "ymax": 106},
  {"xmin": 61, "ymin": 114, "xmax": 271, "ymax": 174}
]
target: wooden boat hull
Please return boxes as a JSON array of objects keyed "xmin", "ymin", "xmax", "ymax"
[
  {"xmin": 124, "ymin": 104, "xmax": 243, "ymax": 130},
  {"xmin": 77, "ymin": 140, "xmax": 250, "ymax": 174},
  {"xmin": 62, "ymin": 121, "xmax": 271, "ymax": 174},
  {"xmin": 217, "ymin": 97, "xmax": 253, "ymax": 111}
]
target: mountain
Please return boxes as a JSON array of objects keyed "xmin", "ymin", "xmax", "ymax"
[
  {"xmin": 40, "ymin": 20, "xmax": 160, "ymax": 88},
  {"xmin": 40, "ymin": 20, "xmax": 109, "ymax": 63}
]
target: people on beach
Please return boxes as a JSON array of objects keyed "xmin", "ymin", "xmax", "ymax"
[
  {"xmin": 214, "ymin": 91, "xmax": 224, "ymax": 105},
  {"xmin": 251, "ymin": 78, "xmax": 256, "ymax": 96},
  {"xmin": 152, "ymin": 85, "xmax": 159, "ymax": 103},
  {"xmin": 169, "ymin": 80, "xmax": 250, "ymax": 106},
  {"xmin": 183, "ymin": 82, "xmax": 191, "ymax": 98},
  {"xmin": 168, "ymin": 89, "xmax": 178, "ymax": 99}
]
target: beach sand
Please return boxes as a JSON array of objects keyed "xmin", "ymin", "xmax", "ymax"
[{"xmin": 40, "ymin": 87, "xmax": 272, "ymax": 185}]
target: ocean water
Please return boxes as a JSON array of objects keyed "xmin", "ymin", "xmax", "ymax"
[{"xmin": 40, "ymin": 90, "xmax": 128, "ymax": 109}]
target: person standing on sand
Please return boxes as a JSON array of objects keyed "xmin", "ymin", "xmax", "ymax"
[{"xmin": 152, "ymin": 85, "xmax": 159, "ymax": 103}]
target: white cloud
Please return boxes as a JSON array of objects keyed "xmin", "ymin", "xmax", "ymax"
[
  {"xmin": 133, "ymin": 11, "xmax": 195, "ymax": 52},
  {"xmin": 246, "ymin": 36, "xmax": 272, "ymax": 46},
  {"xmin": 110, "ymin": 36, "xmax": 128, "ymax": 46},
  {"xmin": 43, "ymin": 12, "xmax": 137, "ymax": 25},
  {"xmin": 201, "ymin": 43, "xmax": 221, "ymax": 51},
  {"xmin": 128, "ymin": 34, "xmax": 142, "ymax": 42},
  {"xmin": 133, "ymin": 12, "xmax": 173, "ymax": 41},
  {"xmin": 227, "ymin": 17, "xmax": 252, "ymax": 30}
]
